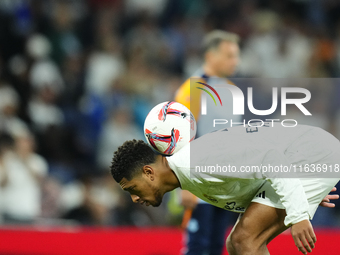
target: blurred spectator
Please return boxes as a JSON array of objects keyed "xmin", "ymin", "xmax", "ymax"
[
  {"xmin": 239, "ymin": 10, "xmax": 312, "ymax": 78},
  {"xmin": 0, "ymin": 84, "xmax": 29, "ymax": 136},
  {"xmin": 97, "ymin": 107, "xmax": 143, "ymax": 170},
  {"xmin": 48, "ymin": 1, "xmax": 82, "ymax": 66},
  {"xmin": 0, "ymin": 132, "xmax": 15, "ymax": 223},
  {"xmin": 28, "ymin": 85, "xmax": 64, "ymax": 132},
  {"xmin": 85, "ymin": 35, "xmax": 125, "ymax": 97},
  {"xmin": 0, "ymin": 130, "xmax": 47, "ymax": 224},
  {"xmin": 60, "ymin": 173, "xmax": 120, "ymax": 226},
  {"xmin": 310, "ymin": 29, "xmax": 337, "ymax": 77},
  {"xmin": 27, "ymin": 34, "xmax": 64, "ymax": 95}
]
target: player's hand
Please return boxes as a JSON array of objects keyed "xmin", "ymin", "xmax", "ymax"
[
  {"xmin": 181, "ymin": 190, "xmax": 198, "ymax": 209},
  {"xmin": 319, "ymin": 187, "xmax": 339, "ymax": 208},
  {"xmin": 291, "ymin": 220, "xmax": 316, "ymax": 255}
]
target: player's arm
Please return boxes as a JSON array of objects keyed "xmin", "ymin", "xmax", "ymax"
[
  {"xmin": 260, "ymin": 149, "xmax": 316, "ymax": 255},
  {"xmin": 266, "ymin": 178, "xmax": 314, "ymax": 255},
  {"xmin": 226, "ymin": 145, "xmax": 316, "ymax": 254}
]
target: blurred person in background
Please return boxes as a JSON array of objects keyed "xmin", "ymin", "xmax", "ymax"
[
  {"xmin": 0, "ymin": 130, "xmax": 47, "ymax": 224},
  {"xmin": 97, "ymin": 106, "xmax": 143, "ymax": 171},
  {"xmin": 61, "ymin": 174, "xmax": 113, "ymax": 226},
  {"xmin": 0, "ymin": 84, "xmax": 29, "ymax": 135},
  {"xmin": 174, "ymin": 30, "xmax": 240, "ymax": 255},
  {"xmin": 0, "ymin": 132, "xmax": 15, "ymax": 223},
  {"xmin": 26, "ymin": 33, "xmax": 65, "ymax": 133},
  {"xmin": 85, "ymin": 33, "xmax": 125, "ymax": 98},
  {"xmin": 239, "ymin": 10, "xmax": 312, "ymax": 79}
]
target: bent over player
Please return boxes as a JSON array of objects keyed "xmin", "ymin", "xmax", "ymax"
[{"xmin": 110, "ymin": 124, "xmax": 340, "ymax": 255}]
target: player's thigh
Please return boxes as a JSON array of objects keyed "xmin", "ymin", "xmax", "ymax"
[{"xmin": 230, "ymin": 202, "xmax": 288, "ymax": 246}]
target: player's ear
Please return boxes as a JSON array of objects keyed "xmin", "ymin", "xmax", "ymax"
[{"xmin": 142, "ymin": 165, "xmax": 155, "ymax": 181}]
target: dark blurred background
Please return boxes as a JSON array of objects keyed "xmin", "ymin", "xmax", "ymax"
[{"xmin": 0, "ymin": 0, "xmax": 340, "ymax": 229}]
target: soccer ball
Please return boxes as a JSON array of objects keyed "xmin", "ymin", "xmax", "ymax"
[{"xmin": 144, "ymin": 101, "xmax": 197, "ymax": 156}]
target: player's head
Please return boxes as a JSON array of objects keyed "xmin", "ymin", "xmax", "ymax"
[
  {"xmin": 203, "ymin": 30, "xmax": 240, "ymax": 77},
  {"xmin": 110, "ymin": 139, "xmax": 164, "ymax": 207}
]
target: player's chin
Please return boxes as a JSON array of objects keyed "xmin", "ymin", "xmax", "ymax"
[{"xmin": 151, "ymin": 199, "xmax": 163, "ymax": 207}]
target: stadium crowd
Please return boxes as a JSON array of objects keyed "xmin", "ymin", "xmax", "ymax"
[{"xmin": 0, "ymin": 0, "xmax": 340, "ymax": 227}]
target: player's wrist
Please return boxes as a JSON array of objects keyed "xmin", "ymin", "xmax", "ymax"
[{"xmin": 285, "ymin": 213, "xmax": 310, "ymax": 227}]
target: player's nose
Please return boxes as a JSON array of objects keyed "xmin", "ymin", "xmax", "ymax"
[{"xmin": 131, "ymin": 194, "xmax": 140, "ymax": 203}]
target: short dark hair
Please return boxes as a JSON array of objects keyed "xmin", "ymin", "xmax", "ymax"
[
  {"xmin": 203, "ymin": 30, "xmax": 240, "ymax": 53},
  {"xmin": 110, "ymin": 139, "xmax": 157, "ymax": 183}
]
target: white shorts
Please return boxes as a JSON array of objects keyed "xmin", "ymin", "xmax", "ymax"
[
  {"xmin": 251, "ymin": 126, "xmax": 340, "ymax": 219},
  {"xmin": 251, "ymin": 178, "xmax": 339, "ymax": 220}
]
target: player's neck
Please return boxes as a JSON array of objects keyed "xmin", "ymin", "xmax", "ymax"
[
  {"xmin": 203, "ymin": 63, "xmax": 221, "ymax": 78},
  {"xmin": 161, "ymin": 157, "xmax": 181, "ymax": 191}
]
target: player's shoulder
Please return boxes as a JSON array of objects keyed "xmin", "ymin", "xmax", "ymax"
[
  {"xmin": 167, "ymin": 143, "xmax": 191, "ymax": 177},
  {"xmin": 175, "ymin": 76, "xmax": 204, "ymax": 96},
  {"xmin": 174, "ymin": 76, "xmax": 205, "ymax": 117},
  {"xmin": 226, "ymin": 78, "xmax": 237, "ymax": 86}
]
